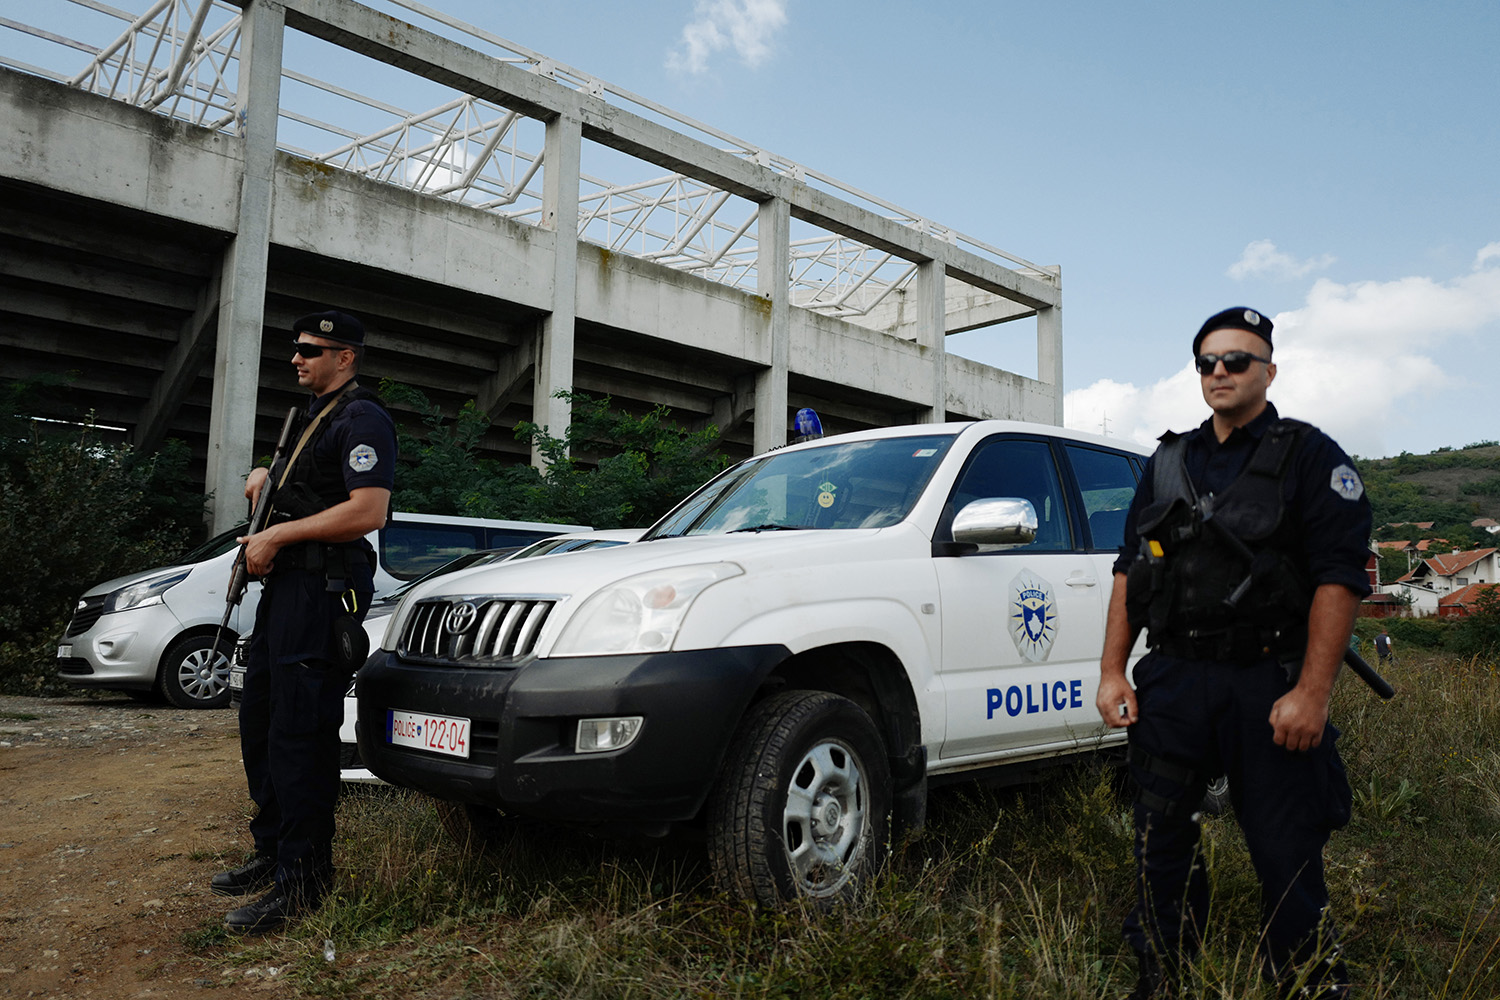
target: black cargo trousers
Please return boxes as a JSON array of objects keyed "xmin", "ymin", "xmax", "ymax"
[
  {"xmin": 239, "ymin": 564, "xmax": 371, "ymax": 900},
  {"xmin": 1124, "ymin": 650, "xmax": 1353, "ymax": 987}
]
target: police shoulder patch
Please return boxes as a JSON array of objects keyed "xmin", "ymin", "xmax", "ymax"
[
  {"xmin": 1330, "ymin": 463, "xmax": 1363, "ymax": 501},
  {"xmin": 348, "ymin": 443, "xmax": 379, "ymax": 472}
]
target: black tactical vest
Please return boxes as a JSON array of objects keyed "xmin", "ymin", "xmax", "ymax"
[
  {"xmin": 269, "ymin": 384, "xmax": 390, "ymax": 524},
  {"xmin": 1125, "ymin": 419, "xmax": 1315, "ymax": 660}
]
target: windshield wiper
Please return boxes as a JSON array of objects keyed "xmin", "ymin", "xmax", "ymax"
[{"xmin": 726, "ymin": 524, "xmax": 809, "ymax": 533}]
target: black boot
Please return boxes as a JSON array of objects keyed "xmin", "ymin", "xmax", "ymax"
[
  {"xmin": 1127, "ymin": 950, "xmax": 1168, "ymax": 999},
  {"xmin": 1127, "ymin": 949, "xmax": 1193, "ymax": 999},
  {"xmin": 225, "ymin": 880, "xmax": 324, "ymax": 934},
  {"xmin": 210, "ymin": 854, "xmax": 277, "ymax": 897}
]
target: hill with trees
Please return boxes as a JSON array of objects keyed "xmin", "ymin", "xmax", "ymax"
[{"xmin": 1359, "ymin": 440, "xmax": 1500, "ymax": 546}]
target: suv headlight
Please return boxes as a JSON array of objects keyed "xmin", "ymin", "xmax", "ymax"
[
  {"xmin": 551, "ymin": 563, "xmax": 742, "ymax": 657},
  {"xmin": 103, "ymin": 570, "xmax": 190, "ymax": 614}
]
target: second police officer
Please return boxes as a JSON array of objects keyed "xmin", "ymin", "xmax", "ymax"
[
  {"xmin": 211, "ymin": 310, "xmax": 397, "ymax": 933},
  {"xmin": 1096, "ymin": 307, "xmax": 1372, "ymax": 998}
]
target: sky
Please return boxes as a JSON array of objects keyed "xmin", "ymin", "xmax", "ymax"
[{"xmin": 6, "ymin": 0, "xmax": 1497, "ymax": 459}]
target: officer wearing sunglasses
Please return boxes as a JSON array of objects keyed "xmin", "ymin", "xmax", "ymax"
[
  {"xmin": 1096, "ymin": 307, "xmax": 1371, "ymax": 998},
  {"xmin": 214, "ymin": 310, "xmax": 396, "ymax": 934}
]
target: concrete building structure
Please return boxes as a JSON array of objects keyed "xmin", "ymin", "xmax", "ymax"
[{"xmin": 0, "ymin": 0, "xmax": 1065, "ymax": 531}]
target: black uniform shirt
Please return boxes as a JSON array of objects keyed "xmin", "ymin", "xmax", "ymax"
[
  {"xmin": 1112, "ymin": 403, "xmax": 1373, "ymax": 598},
  {"xmin": 305, "ymin": 382, "xmax": 397, "ymax": 499}
]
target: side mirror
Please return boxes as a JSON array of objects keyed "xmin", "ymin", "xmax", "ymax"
[{"xmin": 952, "ymin": 498, "xmax": 1038, "ymax": 548}]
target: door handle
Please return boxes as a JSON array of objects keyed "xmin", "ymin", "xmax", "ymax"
[{"xmin": 1065, "ymin": 572, "xmax": 1098, "ymax": 588}]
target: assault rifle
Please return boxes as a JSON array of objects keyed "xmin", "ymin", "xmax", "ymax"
[
  {"xmin": 1199, "ymin": 504, "xmax": 1395, "ymax": 700},
  {"xmin": 212, "ymin": 408, "xmax": 300, "ymax": 666}
]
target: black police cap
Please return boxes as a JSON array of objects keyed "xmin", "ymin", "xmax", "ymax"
[
  {"xmin": 1192, "ymin": 306, "xmax": 1273, "ymax": 356},
  {"xmin": 293, "ymin": 309, "xmax": 364, "ymax": 347}
]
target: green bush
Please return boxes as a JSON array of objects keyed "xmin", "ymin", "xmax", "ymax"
[
  {"xmin": 1382, "ymin": 616, "xmax": 1449, "ymax": 649},
  {"xmin": 384, "ymin": 385, "xmax": 727, "ymax": 529},
  {"xmin": 0, "ymin": 420, "xmax": 203, "ymax": 695}
]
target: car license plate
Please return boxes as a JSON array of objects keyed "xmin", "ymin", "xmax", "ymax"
[
  {"xmin": 57, "ymin": 645, "xmax": 72, "ymax": 659},
  {"xmin": 229, "ymin": 668, "xmax": 244, "ymax": 691},
  {"xmin": 387, "ymin": 709, "xmax": 471, "ymax": 759}
]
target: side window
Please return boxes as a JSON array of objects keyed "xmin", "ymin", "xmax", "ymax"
[
  {"xmin": 1064, "ymin": 445, "xmax": 1140, "ymax": 552},
  {"xmin": 380, "ymin": 523, "xmax": 486, "ymax": 580},
  {"xmin": 949, "ymin": 438, "xmax": 1073, "ymax": 552},
  {"xmin": 484, "ymin": 528, "xmax": 561, "ymax": 549}
]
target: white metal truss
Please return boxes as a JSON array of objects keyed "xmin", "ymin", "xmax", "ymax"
[{"xmin": 6, "ymin": 0, "xmax": 1052, "ymax": 318}]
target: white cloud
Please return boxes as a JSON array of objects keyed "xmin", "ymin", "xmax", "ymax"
[
  {"xmin": 1066, "ymin": 245, "xmax": 1500, "ymax": 457},
  {"xmin": 666, "ymin": 0, "xmax": 788, "ymax": 75},
  {"xmin": 1226, "ymin": 239, "xmax": 1336, "ymax": 281}
]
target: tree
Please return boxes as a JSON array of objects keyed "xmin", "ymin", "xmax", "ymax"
[
  {"xmin": 0, "ymin": 399, "xmax": 205, "ymax": 695},
  {"xmin": 383, "ymin": 385, "xmax": 728, "ymax": 529}
]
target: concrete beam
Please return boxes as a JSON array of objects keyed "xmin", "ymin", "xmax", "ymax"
[
  {"xmin": 1037, "ymin": 297, "xmax": 1063, "ymax": 425},
  {"xmin": 205, "ymin": 0, "xmax": 283, "ymax": 532},
  {"xmin": 754, "ymin": 197, "xmax": 791, "ymax": 454},
  {"xmin": 693, "ymin": 373, "xmax": 758, "ymax": 438},
  {"xmin": 0, "ymin": 252, "xmax": 200, "ymax": 313},
  {"xmin": 248, "ymin": 0, "xmax": 1059, "ymax": 314},
  {"xmin": 135, "ymin": 265, "xmax": 222, "ymax": 453},
  {"xmin": 915, "ymin": 260, "xmax": 946, "ymax": 422},
  {"xmin": 842, "ymin": 279, "xmax": 1038, "ymax": 339},
  {"xmin": 532, "ymin": 113, "xmax": 581, "ymax": 460},
  {"xmin": 0, "ymin": 69, "xmax": 242, "ymax": 233},
  {"xmin": 478, "ymin": 329, "xmax": 536, "ymax": 422}
]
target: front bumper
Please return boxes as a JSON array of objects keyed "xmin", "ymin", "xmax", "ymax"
[
  {"xmin": 55, "ymin": 602, "xmax": 182, "ymax": 691},
  {"xmin": 356, "ymin": 644, "xmax": 788, "ymax": 823}
]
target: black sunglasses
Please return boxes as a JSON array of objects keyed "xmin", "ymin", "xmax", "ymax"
[
  {"xmin": 292, "ymin": 340, "xmax": 348, "ymax": 358},
  {"xmin": 1195, "ymin": 350, "xmax": 1270, "ymax": 376}
]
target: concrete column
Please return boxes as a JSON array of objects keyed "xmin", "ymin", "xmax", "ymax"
[
  {"xmin": 753, "ymin": 196, "xmax": 790, "ymax": 454},
  {"xmin": 532, "ymin": 112, "xmax": 581, "ymax": 468},
  {"xmin": 205, "ymin": 0, "xmax": 284, "ymax": 533},
  {"xmin": 915, "ymin": 258, "xmax": 946, "ymax": 422},
  {"xmin": 1037, "ymin": 293, "xmax": 1063, "ymax": 426}
]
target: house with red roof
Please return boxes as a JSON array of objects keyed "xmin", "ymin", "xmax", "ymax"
[
  {"xmin": 1384, "ymin": 547, "xmax": 1500, "ymax": 617},
  {"xmin": 1438, "ymin": 582, "xmax": 1500, "ymax": 618},
  {"xmin": 1413, "ymin": 547, "xmax": 1500, "ymax": 590}
]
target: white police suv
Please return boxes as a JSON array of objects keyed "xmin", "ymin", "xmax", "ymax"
[{"xmin": 356, "ymin": 421, "xmax": 1150, "ymax": 906}]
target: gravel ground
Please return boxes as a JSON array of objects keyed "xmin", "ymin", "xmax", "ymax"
[{"xmin": 0, "ymin": 692, "xmax": 238, "ymax": 748}]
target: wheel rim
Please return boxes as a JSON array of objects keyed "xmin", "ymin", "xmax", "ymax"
[
  {"xmin": 176, "ymin": 645, "xmax": 230, "ymax": 702},
  {"xmin": 781, "ymin": 738, "xmax": 868, "ymax": 896}
]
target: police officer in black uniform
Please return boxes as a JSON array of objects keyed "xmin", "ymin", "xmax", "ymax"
[
  {"xmin": 211, "ymin": 310, "xmax": 396, "ymax": 933},
  {"xmin": 1096, "ymin": 308, "xmax": 1371, "ymax": 998}
]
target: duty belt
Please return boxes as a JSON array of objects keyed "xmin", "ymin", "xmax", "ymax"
[
  {"xmin": 270, "ymin": 541, "xmax": 374, "ymax": 576},
  {"xmin": 1153, "ymin": 625, "xmax": 1288, "ymax": 663}
]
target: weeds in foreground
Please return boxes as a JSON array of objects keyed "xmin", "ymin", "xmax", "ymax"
[{"xmin": 193, "ymin": 649, "xmax": 1500, "ymax": 998}]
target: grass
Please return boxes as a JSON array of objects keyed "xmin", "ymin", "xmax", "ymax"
[{"xmin": 188, "ymin": 649, "xmax": 1500, "ymax": 998}]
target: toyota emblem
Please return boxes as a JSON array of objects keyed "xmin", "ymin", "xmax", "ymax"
[{"xmin": 445, "ymin": 601, "xmax": 478, "ymax": 635}]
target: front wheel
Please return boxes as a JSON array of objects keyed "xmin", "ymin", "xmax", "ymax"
[
  {"xmin": 708, "ymin": 690, "xmax": 890, "ymax": 908},
  {"xmin": 158, "ymin": 634, "xmax": 233, "ymax": 709}
]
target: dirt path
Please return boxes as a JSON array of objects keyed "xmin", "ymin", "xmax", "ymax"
[{"xmin": 0, "ymin": 694, "xmax": 281, "ymax": 998}]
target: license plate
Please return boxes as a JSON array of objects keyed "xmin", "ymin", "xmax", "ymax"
[
  {"xmin": 229, "ymin": 668, "xmax": 244, "ymax": 691},
  {"xmin": 387, "ymin": 709, "xmax": 471, "ymax": 759},
  {"xmin": 57, "ymin": 645, "xmax": 72, "ymax": 659}
]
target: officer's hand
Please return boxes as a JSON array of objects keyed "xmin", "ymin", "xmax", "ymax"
[
  {"xmin": 244, "ymin": 466, "xmax": 270, "ymax": 506},
  {"xmin": 1269, "ymin": 688, "xmax": 1328, "ymax": 752},
  {"xmin": 1096, "ymin": 673, "xmax": 1137, "ymax": 728},
  {"xmin": 238, "ymin": 525, "xmax": 283, "ymax": 577}
]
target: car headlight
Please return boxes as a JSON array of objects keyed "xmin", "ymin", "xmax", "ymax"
[
  {"xmin": 103, "ymin": 570, "xmax": 190, "ymax": 614},
  {"xmin": 551, "ymin": 563, "xmax": 742, "ymax": 657}
]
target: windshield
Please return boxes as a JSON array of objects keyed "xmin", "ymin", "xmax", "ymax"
[
  {"xmin": 178, "ymin": 524, "xmax": 250, "ymax": 564},
  {"xmin": 646, "ymin": 434, "xmax": 955, "ymax": 538}
]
